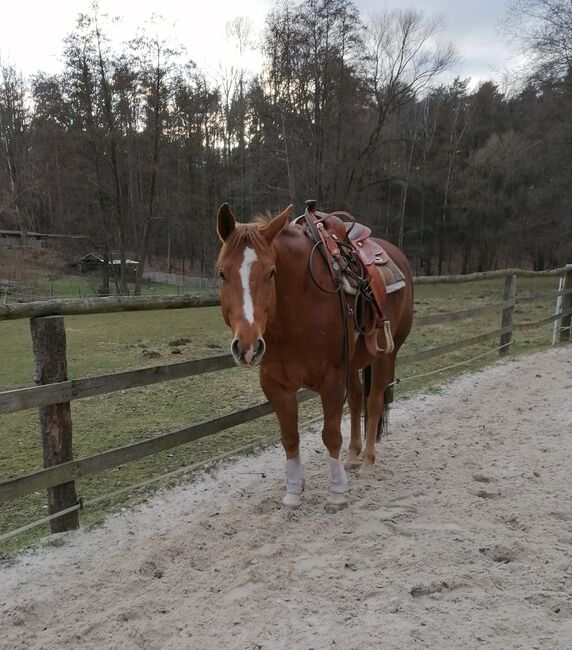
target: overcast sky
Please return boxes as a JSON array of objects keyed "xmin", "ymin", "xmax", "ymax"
[{"xmin": 1, "ymin": 0, "xmax": 517, "ymax": 87}]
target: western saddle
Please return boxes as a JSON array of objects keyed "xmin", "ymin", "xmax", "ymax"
[{"xmin": 297, "ymin": 200, "xmax": 405, "ymax": 356}]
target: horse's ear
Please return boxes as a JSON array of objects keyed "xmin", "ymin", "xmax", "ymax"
[
  {"xmin": 217, "ymin": 203, "xmax": 236, "ymax": 242},
  {"xmin": 261, "ymin": 204, "xmax": 292, "ymax": 243}
]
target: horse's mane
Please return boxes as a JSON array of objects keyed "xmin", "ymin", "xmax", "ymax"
[
  {"xmin": 252, "ymin": 211, "xmax": 273, "ymax": 224},
  {"xmin": 216, "ymin": 222, "xmax": 268, "ymax": 267}
]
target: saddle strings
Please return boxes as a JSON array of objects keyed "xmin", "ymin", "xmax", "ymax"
[
  {"xmin": 306, "ymin": 235, "xmax": 377, "ymax": 337},
  {"xmin": 307, "ymin": 241, "xmax": 340, "ymax": 294},
  {"xmin": 306, "ymin": 232, "xmax": 379, "ymax": 400},
  {"xmin": 338, "ymin": 239, "xmax": 380, "ymax": 337},
  {"xmin": 306, "ymin": 236, "xmax": 352, "ymax": 399}
]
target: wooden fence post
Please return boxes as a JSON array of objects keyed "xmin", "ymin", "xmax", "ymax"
[
  {"xmin": 559, "ymin": 264, "xmax": 572, "ymax": 343},
  {"xmin": 30, "ymin": 316, "xmax": 79, "ymax": 533},
  {"xmin": 499, "ymin": 274, "xmax": 517, "ymax": 356}
]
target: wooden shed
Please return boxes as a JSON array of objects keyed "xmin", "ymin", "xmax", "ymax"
[{"xmin": 78, "ymin": 252, "xmax": 138, "ymax": 279}]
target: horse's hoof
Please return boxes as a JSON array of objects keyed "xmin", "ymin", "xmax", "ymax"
[
  {"xmin": 325, "ymin": 492, "xmax": 348, "ymax": 513},
  {"xmin": 344, "ymin": 452, "xmax": 361, "ymax": 470},
  {"xmin": 359, "ymin": 461, "xmax": 375, "ymax": 476},
  {"xmin": 282, "ymin": 492, "xmax": 302, "ymax": 509}
]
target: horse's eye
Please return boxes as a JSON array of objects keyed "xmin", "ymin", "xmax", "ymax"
[
  {"xmin": 267, "ymin": 267, "xmax": 276, "ymax": 280},
  {"xmin": 218, "ymin": 269, "xmax": 227, "ymax": 281}
]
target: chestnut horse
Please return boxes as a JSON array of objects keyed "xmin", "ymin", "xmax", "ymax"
[{"xmin": 216, "ymin": 204, "xmax": 413, "ymax": 510}]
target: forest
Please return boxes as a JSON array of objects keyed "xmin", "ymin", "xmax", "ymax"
[{"xmin": 0, "ymin": 0, "xmax": 571, "ymax": 292}]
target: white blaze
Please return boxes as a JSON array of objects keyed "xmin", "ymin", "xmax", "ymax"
[{"xmin": 239, "ymin": 247, "xmax": 257, "ymax": 325}]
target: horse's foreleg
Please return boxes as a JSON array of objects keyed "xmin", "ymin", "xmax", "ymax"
[
  {"xmin": 260, "ymin": 374, "xmax": 303, "ymax": 507},
  {"xmin": 361, "ymin": 353, "xmax": 395, "ymax": 473},
  {"xmin": 320, "ymin": 382, "xmax": 348, "ymax": 511},
  {"xmin": 344, "ymin": 369, "xmax": 363, "ymax": 469}
]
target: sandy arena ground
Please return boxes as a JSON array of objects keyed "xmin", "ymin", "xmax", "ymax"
[{"xmin": 1, "ymin": 347, "xmax": 571, "ymax": 649}]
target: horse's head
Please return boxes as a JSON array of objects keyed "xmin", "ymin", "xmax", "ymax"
[{"xmin": 216, "ymin": 203, "xmax": 292, "ymax": 366}]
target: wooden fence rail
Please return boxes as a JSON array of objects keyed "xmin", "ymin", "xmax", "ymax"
[
  {"xmin": 0, "ymin": 354, "xmax": 235, "ymax": 416},
  {"xmin": 0, "ymin": 302, "xmax": 515, "ymax": 417},
  {"xmin": 0, "ymin": 264, "xmax": 570, "ymax": 537},
  {"xmin": 516, "ymin": 288, "xmax": 572, "ymax": 304},
  {"xmin": 413, "ymin": 299, "xmax": 514, "ymax": 327},
  {"xmin": 412, "ymin": 267, "xmax": 566, "ymax": 284},
  {"xmin": 0, "ymin": 292, "xmax": 221, "ymax": 322},
  {"xmin": 0, "ymin": 267, "xmax": 567, "ymax": 323},
  {"xmin": 0, "ymin": 390, "xmax": 316, "ymax": 503},
  {"xmin": 514, "ymin": 306, "xmax": 572, "ymax": 331},
  {"xmin": 398, "ymin": 327, "xmax": 512, "ymax": 365}
]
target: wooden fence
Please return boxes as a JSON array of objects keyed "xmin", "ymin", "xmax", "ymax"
[
  {"xmin": 0, "ymin": 265, "xmax": 571, "ymax": 538},
  {"xmin": 143, "ymin": 271, "xmax": 219, "ymax": 288}
]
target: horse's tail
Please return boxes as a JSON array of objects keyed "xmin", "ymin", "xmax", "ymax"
[
  {"xmin": 377, "ymin": 384, "xmax": 392, "ymax": 441},
  {"xmin": 363, "ymin": 364, "xmax": 392, "ymax": 441},
  {"xmin": 362, "ymin": 365, "xmax": 371, "ymax": 439}
]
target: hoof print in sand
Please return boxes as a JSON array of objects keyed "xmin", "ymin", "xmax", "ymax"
[
  {"xmin": 410, "ymin": 580, "xmax": 461, "ymax": 598},
  {"xmin": 479, "ymin": 544, "xmax": 521, "ymax": 564}
]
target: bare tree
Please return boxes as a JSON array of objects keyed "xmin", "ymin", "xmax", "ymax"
[
  {"xmin": 364, "ymin": 11, "xmax": 455, "ymax": 148},
  {"xmin": 0, "ymin": 0, "xmax": 570, "ymax": 282},
  {"xmin": 0, "ymin": 66, "xmax": 31, "ymax": 245},
  {"xmin": 226, "ymin": 17, "xmax": 253, "ymax": 218},
  {"xmin": 506, "ymin": 0, "xmax": 572, "ymax": 79},
  {"xmin": 132, "ymin": 25, "xmax": 179, "ymax": 295},
  {"xmin": 345, "ymin": 9, "xmax": 455, "ymax": 194},
  {"xmin": 92, "ymin": 12, "xmax": 131, "ymax": 295},
  {"xmin": 438, "ymin": 90, "xmax": 469, "ymax": 274}
]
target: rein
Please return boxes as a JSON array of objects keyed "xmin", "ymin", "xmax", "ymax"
[
  {"xmin": 302, "ymin": 205, "xmax": 351, "ymax": 398},
  {"xmin": 301, "ymin": 202, "xmax": 378, "ymax": 399}
]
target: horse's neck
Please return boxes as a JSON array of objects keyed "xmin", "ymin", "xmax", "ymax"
[
  {"xmin": 270, "ymin": 225, "xmax": 339, "ymax": 333},
  {"xmin": 268, "ymin": 228, "xmax": 311, "ymax": 330},
  {"xmin": 274, "ymin": 226, "xmax": 310, "ymax": 286},
  {"xmin": 266, "ymin": 226, "xmax": 343, "ymax": 363}
]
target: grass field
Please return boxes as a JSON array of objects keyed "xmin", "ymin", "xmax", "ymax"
[
  {"xmin": 5, "ymin": 273, "xmax": 215, "ymax": 301},
  {"xmin": 0, "ymin": 248, "xmax": 216, "ymax": 302},
  {"xmin": 0, "ymin": 274, "xmax": 567, "ymax": 556}
]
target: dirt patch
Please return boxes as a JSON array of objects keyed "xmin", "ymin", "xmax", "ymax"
[
  {"xmin": 168, "ymin": 338, "xmax": 191, "ymax": 347},
  {"xmin": 1, "ymin": 347, "xmax": 571, "ymax": 649}
]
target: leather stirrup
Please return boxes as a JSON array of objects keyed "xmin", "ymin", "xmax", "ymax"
[{"xmin": 364, "ymin": 320, "xmax": 394, "ymax": 356}]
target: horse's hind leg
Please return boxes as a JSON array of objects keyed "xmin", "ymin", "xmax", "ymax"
[
  {"xmin": 260, "ymin": 374, "xmax": 304, "ymax": 508},
  {"xmin": 361, "ymin": 352, "xmax": 396, "ymax": 473},
  {"xmin": 344, "ymin": 369, "xmax": 363, "ymax": 469},
  {"xmin": 320, "ymin": 379, "xmax": 349, "ymax": 511}
]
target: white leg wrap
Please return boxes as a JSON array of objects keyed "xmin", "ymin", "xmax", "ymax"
[
  {"xmin": 329, "ymin": 456, "xmax": 348, "ymax": 494},
  {"xmin": 286, "ymin": 456, "xmax": 305, "ymax": 495}
]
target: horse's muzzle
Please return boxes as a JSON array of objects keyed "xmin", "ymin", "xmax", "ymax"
[{"xmin": 231, "ymin": 337, "xmax": 266, "ymax": 366}]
